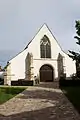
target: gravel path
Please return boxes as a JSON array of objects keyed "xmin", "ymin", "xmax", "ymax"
[{"xmin": 0, "ymin": 82, "xmax": 80, "ymax": 120}]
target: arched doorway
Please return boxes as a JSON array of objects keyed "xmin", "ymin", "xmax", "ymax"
[{"xmin": 40, "ymin": 64, "xmax": 54, "ymax": 82}]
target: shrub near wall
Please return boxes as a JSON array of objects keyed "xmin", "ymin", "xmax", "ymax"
[
  {"xmin": 0, "ymin": 78, "xmax": 4, "ymax": 85},
  {"xmin": 59, "ymin": 78, "xmax": 80, "ymax": 87}
]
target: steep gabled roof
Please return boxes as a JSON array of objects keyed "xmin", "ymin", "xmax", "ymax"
[
  {"xmin": 8, "ymin": 23, "xmax": 68, "ymax": 62},
  {"xmin": 24, "ymin": 23, "xmax": 47, "ymax": 49},
  {"xmin": 24, "ymin": 23, "xmax": 66, "ymax": 54}
]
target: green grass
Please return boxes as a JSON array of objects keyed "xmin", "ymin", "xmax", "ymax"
[
  {"xmin": 61, "ymin": 87, "xmax": 80, "ymax": 113},
  {"xmin": 0, "ymin": 86, "xmax": 26, "ymax": 104}
]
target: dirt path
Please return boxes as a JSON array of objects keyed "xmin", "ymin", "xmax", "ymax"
[{"xmin": 0, "ymin": 82, "xmax": 80, "ymax": 120}]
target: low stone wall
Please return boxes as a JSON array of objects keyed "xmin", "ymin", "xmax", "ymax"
[{"xmin": 11, "ymin": 80, "xmax": 34, "ymax": 86}]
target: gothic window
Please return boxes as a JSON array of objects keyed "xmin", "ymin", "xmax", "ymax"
[{"xmin": 40, "ymin": 35, "xmax": 51, "ymax": 58}]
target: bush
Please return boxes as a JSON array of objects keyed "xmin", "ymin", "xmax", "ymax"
[
  {"xmin": 0, "ymin": 78, "xmax": 4, "ymax": 85},
  {"xmin": 59, "ymin": 79, "xmax": 80, "ymax": 87}
]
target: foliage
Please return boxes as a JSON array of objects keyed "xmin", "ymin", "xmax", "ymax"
[
  {"xmin": 0, "ymin": 78, "xmax": 4, "ymax": 85},
  {"xmin": 61, "ymin": 87, "xmax": 80, "ymax": 113},
  {"xmin": 68, "ymin": 20, "xmax": 80, "ymax": 62},
  {"xmin": 3, "ymin": 62, "xmax": 9, "ymax": 70}
]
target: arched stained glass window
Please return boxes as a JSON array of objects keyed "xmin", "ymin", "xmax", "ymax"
[{"xmin": 40, "ymin": 35, "xmax": 51, "ymax": 58}]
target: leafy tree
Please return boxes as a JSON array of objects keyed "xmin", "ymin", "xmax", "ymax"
[
  {"xmin": 68, "ymin": 20, "xmax": 80, "ymax": 61},
  {"xmin": 68, "ymin": 20, "xmax": 80, "ymax": 77}
]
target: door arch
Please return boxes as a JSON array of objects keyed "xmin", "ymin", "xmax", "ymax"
[{"xmin": 40, "ymin": 64, "xmax": 54, "ymax": 82}]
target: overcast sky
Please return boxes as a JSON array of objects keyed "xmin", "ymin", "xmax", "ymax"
[{"xmin": 0, "ymin": 0, "xmax": 80, "ymax": 66}]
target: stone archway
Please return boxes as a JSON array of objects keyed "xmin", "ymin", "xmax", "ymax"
[{"xmin": 40, "ymin": 64, "xmax": 54, "ymax": 82}]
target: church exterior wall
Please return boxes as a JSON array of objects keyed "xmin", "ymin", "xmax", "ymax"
[
  {"xmin": 62, "ymin": 52, "xmax": 76, "ymax": 77},
  {"xmin": 9, "ymin": 24, "xmax": 62, "ymax": 82},
  {"xmin": 26, "ymin": 24, "xmax": 61, "ymax": 59},
  {"xmin": 33, "ymin": 59, "xmax": 58, "ymax": 80},
  {"xmin": 9, "ymin": 49, "xmax": 27, "ymax": 81},
  {"xmin": 4, "ymin": 24, "xmax": 76, "ymax": 85}
]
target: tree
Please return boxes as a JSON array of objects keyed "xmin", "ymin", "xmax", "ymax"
[{"xmin": 68, "ymin": 20, "xmax": 80, "ymax": 77}]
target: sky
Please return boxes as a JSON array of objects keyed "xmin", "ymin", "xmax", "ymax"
[{"xmin": 0, "ymin": 0, "xmax": 80, "ymax": 67}]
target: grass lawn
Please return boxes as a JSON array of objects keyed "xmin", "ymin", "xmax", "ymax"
[
  {"xmin": 0, "ymin": 86, "xmax": 26, "ymax": 104},
  {"xmin": 61, "ymin": 87, "xmax": 80, "ymax": 113}
]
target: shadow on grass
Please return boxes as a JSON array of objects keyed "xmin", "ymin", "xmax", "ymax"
[{"xmin": 60, "ymin": 86, "xmax": 80, "ymax": 114}]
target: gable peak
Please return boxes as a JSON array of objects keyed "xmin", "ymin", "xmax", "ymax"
[{"xmin": 41, "ymin": 23, "xmax": 49, "ymax": 29}]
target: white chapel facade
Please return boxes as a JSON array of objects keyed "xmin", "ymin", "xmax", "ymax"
[{"xmin": 4, "ymin": 24, "xmax": 76, "ymax": 85}]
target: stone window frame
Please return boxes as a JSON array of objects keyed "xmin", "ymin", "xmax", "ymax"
[{"xmin": 40, "ymin": 35, "xmax": 51, "ymax": 58}]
